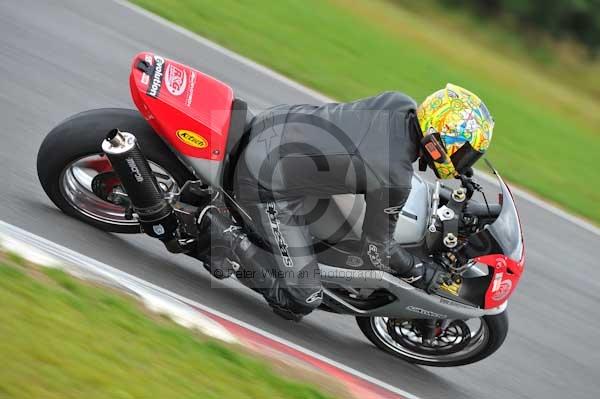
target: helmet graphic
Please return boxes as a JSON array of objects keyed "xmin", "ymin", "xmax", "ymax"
[{"xmin": 417, "ymin": 83, "xmax": 494, "ymax": 179}]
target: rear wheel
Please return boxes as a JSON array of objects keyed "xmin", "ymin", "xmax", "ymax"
[
  {"xmin": 37, "ymin": 108, "xmax": 194, "ymax": 233},
  {"xmin": 356, "ymin": 311, "xmax": 508, "ymax": 367}
]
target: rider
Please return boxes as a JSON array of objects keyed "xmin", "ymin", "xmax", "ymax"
[{"xmin": 231, "ymin": 83, "xmax": 494, "ymax": 321}]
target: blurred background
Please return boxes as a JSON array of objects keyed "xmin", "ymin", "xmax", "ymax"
[
  {"xmin": 135, "ymin": 0, "xmax": 600, "ymax": 224},
  {"xmin": 1, "ymin": 1, "xmax": 599, "ymax": 398}
]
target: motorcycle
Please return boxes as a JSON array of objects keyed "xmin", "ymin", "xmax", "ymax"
[{"xmin": 37, "ymin": 52, "xmax": 525, "ymax": 367}]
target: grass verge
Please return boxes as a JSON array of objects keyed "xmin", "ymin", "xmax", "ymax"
[
  {"xmin": 131, "ymin": 0, "xmax": 600, "ymax": 224},
  {"xmin": 0, "ymin": 253, "xmax": 340, "ymax": 399}
]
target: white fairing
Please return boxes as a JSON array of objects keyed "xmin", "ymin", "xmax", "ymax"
[
  {"xmin": 307, "ymin": 174, "xmax": 431, "ymax": 244},
  {"xmin": 392, "ymin": 174, "xmax": 431, "ymax": 244}
]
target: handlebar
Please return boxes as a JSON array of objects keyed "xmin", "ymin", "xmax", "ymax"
[
  {"xmin": 464, "ymin": 202, "xmax": 501, "ymax": 218},
  {"xmin": 438, "ymin": 185, "xmax": 501, "ymax": 218}
]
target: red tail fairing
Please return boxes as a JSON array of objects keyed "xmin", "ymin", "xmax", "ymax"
[{"xmin": 129, "ymin": 52, "xmax": 234, "ymax": 162}]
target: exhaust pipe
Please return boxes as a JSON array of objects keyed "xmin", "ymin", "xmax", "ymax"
[
  {"xmin": 102, "ymin": 130, "xmax": 270, "ymax": 280},
  {"xmin": 101, "ymin": 129, "xmax": 178, "ymax": 241}
]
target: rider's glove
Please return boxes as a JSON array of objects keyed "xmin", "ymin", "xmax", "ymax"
[{"xmin": 405, "ymin": 260, "xmax": 452, "ymax": 294}]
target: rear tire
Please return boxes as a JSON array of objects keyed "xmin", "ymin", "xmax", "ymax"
[
  {"xmin": 356, "ymin": 311, "xmax": 509, "ymax": 367},
  {"xmin": 37, "ymin": 108, "xmax": 194, "ymax": 233}
]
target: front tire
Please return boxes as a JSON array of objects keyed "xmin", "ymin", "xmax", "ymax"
[
  {"xmin": 37, "ymin": 108, "xmax": 194, "ymax": 233},
  {"xmin": 356, "ymin": 311, "xmax": 509, "ymax": 367}
]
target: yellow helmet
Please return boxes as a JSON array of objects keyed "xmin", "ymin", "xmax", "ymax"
[{"xmin": 417, "ymin": 83, "xmax": 494, "ymax": 179}]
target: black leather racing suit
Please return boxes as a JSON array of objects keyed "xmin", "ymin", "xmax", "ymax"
[{"xmin": 233, "ymin": 92, "xmax": 423, "ymax": 315}]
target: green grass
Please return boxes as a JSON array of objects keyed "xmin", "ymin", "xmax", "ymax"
[
  {"xmin": 394, "ymin": 0, "xmax": 600, "ymax": 101},
  {"xmin": 0, "ymin": 257, "xmax": 338, "ymax": 399},
  {"xmin": 131, "ymin": 0, "xmax": 600, "ymax": 223}
]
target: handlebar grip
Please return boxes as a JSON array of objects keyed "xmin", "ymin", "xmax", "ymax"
[{"xmin": 464, "ymin": 202, "xmax": 501, "ymax": 218}]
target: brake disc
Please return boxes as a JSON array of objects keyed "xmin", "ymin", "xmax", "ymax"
[
  {"xmin": 91, "ymin": 171, "xmax": 122, "ymax": 202},
  {"xmin": 386, "ymin": 319, "xmax": 472, "ymax": 356}
]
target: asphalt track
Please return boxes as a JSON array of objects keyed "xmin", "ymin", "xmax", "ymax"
[{"xmin": 0, "ymin": 1, "xmax": 599, "ymax": 398}]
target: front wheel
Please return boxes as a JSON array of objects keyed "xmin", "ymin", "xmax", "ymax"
[
  {"xmin": 37, "ymin": 108, "xmax": 194, "ymax": 233},
  {"xmin": 356, "ymin": 311, "xmax": 508, "ymax": 367}
]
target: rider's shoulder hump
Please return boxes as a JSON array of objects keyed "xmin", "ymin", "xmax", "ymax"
[{"xmin": 369, "ymin": 91, "xmax": 417, "ymax": 112}]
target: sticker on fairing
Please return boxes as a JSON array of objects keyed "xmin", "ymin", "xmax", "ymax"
[
  {"xmin": 185, "ymin": 71, "xmax": 197, "ymax": 107},
  {"xmin": 146, "ymin": 55, "xmax": 165, "ymax": 98},
  {"xmin": 176, "ymin": 130, "xmax": 208, "ymax": 149},
  {"xmin": 165, "ymin": 63, "xmax": 187, "ymax": 96},
  {"xmin": 492, "ymin": 272, "xmax": 504, "ymax": 292},
  {"xmin": 491, "ymin": 279, "xmax": 512, "ymax": 301},
  {"xmin": 140, "ymin": 54, "xmax": 153, "ymax": 85},
  {"xmin": 440, "ymin": 280, "xmax": 462, "ymax": 296}
]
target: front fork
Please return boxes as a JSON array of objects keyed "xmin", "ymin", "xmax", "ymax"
[{"xmin": 417, "ymin": 318, "xmax": 452, "ymax": 345}]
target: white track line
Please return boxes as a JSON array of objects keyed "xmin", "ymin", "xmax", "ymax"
[
  {"xmin": 114, "ymin": 0, "xmax": 600, "ymax": 236},
  {"xmin": 0, "ymin": 220, "xmax": 420, "ymax": 399}
]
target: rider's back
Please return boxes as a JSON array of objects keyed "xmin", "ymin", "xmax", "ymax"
[{"xmin": 243, "ymin": 91, "xmax": 419, "ymax": 197}]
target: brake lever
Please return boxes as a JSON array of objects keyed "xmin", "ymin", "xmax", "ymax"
[
  {"xmin": 458, "ymin": 174, "xmax": 482, "ymax": 199},
  {"xmin": 439, "ymin": 251, "xmax": 471, "ymax": 276},
  {"xmin": 471, "ymin": 180, "xmax": 483, "ymax": 192}
]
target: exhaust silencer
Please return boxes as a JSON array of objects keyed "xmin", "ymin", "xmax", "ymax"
[{"xmin": 101, "ymin": 129, "xmax": 178, "ymax": 240}]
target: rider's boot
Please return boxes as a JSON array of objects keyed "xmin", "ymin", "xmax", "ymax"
[
  {"xmin": 369, "ymin": 240, "xmax": 452, "ymax": 294},
  {"xmin": 199, "ymin": 206, "xmax": 310, "ymax": 321},
  {"xmin": 233, "ymin": 248, "xmax": 313, "ymax": 322}
]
